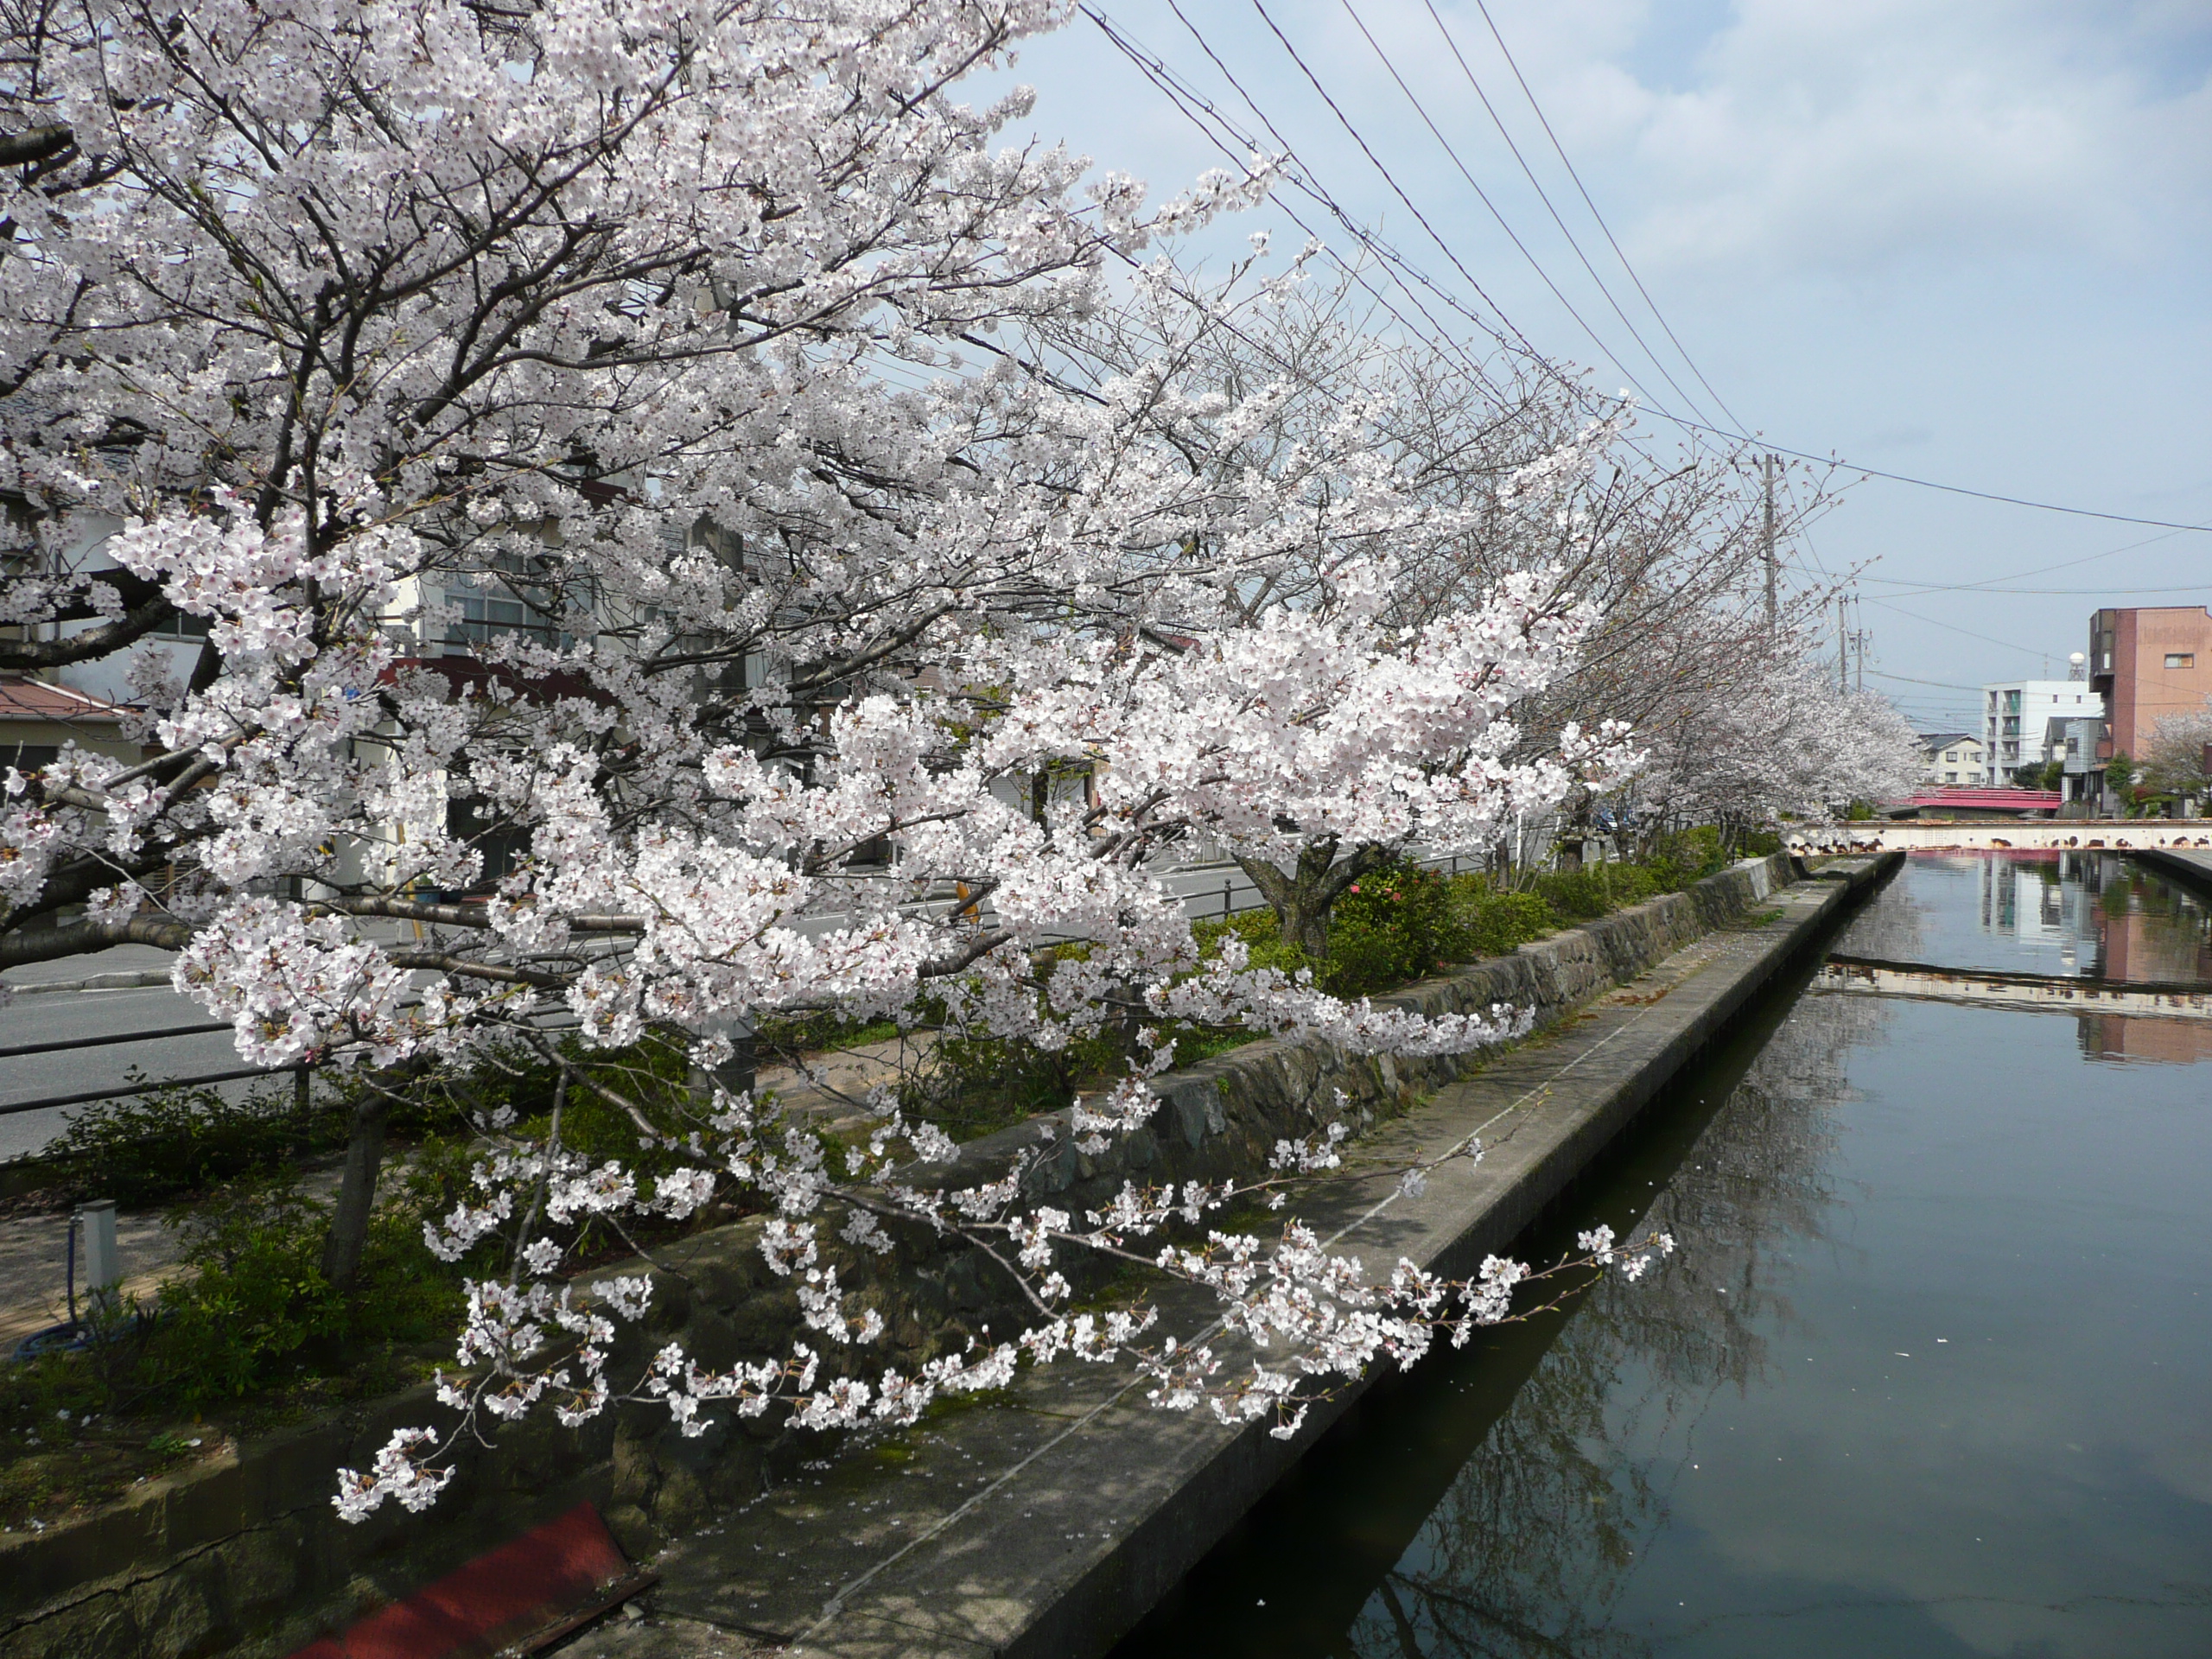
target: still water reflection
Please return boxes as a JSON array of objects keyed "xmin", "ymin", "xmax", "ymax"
[{"xmin": 1118, "ymin": 854, "xmax": 2212, "ymax": 1657}]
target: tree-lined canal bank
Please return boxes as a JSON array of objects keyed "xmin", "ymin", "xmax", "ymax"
[{"xmin": 1118, "ymin": 850, "xmax": 2212, "ymax": 1659}]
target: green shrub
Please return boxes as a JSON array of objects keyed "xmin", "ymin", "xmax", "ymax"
[
  {"xmin": 1530, "ymin": 862, "xmax": 1663, "ymax": 923},
  {"xmin": 39, "ymin": 1061, "xmax": 487, "ymax": 1209},
  {"xmin": 1191, "ymin": 906, "xmax": 1312, "ymax": 980},
  {"xmin": 883, "ymin": 1010, "xmax": 1133, "ymax": 1145},
  {"xmin": 149, "ymin": 1175, "xmax": 347, "ymax": 1404},
  {"xmin": 408, "ymin": 1033, "xmax": 706, "ymax": 1196},
  {"xmin": 1322, "ymin": 862, "xmax": 1461, "ymax": 997},
  {"xmin": 145, "ymin": 1167, "xmax": 469, "ymax": 1407},
  {"xmin": 1447, "ymin": 882, "xmax": 1554, "ymax": 957},
  {"xmin": 41, "ymin": 1076, "xmax": 343, "ymax": 1207},
  {"xmin": 0, "ymin": 1159, "xmax": 477, "ymax": 1429}
]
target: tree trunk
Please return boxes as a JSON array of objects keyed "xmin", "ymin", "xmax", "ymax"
[
  {"xmin": 321, "ymin": 1091, "xmax": 391, "ymax": 1294},
  {"xmin": 1237, "ymin": 840, "xmax": 1389, "ymax": 962}
]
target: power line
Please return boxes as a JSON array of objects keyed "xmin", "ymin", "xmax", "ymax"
[
  {"xmin": 1670, "ymin": 423, "xmax": 2212, "ymax": 533},
  {"xmin": 1120, "ymin": 0, "xmax": 1788, "ymax": 556},
  {"xmin": 1864, "ymin": 669, "xmax": 1987, "ymax": 691},
  {"xmin": 1330, "ymin": 0, "xmax": 1719, "ymax": 426},
  {"xmin": 1078, "ymin": 10, "xmax": 1522, "ymax": 410},
  {"xmin": 1093, "ymin": 0, "xmax": 2197, "ymax": 634},
  {"xmin": 1096, "ymin": 3, "xmax": 1731, "ymax": 508},
  {"xmin": 1097, "ymin": 6, "xmax": 1531, "ymax": 377},
  {"xmin": 1866, "ymin": 579, "xmax": 2208, "ymax": 597},
  {"xmin": 1458, "ymin": 0, "xmax": 1751, "ymax": 433},
  {"xmin": 1860, "ymin": 596, "xmax": 2053, "ymax": 658},
  {"xmin": 1115, "ymin": 5, "xmax": 2212, "ymax": 541},
  {"xmin": 1863, "ymin": 528, "xmax": 2192, "ymax": 595},
  {"xmin": 1243, "ymin": 0, "xmax": 1604, "ymax": 391}
]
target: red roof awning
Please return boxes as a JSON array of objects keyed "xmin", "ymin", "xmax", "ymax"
[{"xmin": 0, "ymin": 676, "xmax": 130, "ymax": 724}]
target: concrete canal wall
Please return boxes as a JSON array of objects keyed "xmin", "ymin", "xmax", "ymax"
[
  {"xmin": 0, "ymin": 852, "xmax": 1894, "ymax": 1659},
  {"xmin": 1792, "ymin": 819, "xmax": 2212, "ymax": 854},
  {"xmin": 684, "ymin": 851, "xmax": 1897, "ymax": 1659},
  {"xmin": 2130, "ymin": 844, "xmax": 2212, "ymax": 899}
]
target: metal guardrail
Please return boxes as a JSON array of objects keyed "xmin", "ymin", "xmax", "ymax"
[
  {"xmin": 0, "ymin": 1064, "xmax": 309, "ymax": 1120},
  {"xmin": 0, "ymin": 1021, "xmax": 231, "ymax": 1060}
]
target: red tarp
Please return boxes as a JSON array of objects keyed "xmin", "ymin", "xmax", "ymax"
[{"xmin": 290, "ymin": 1502, "xmax": 640, "ymax": 1659}]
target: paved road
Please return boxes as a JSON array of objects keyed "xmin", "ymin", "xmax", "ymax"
[
  {"xmin": 0, "ymin": 864, "xmax": 1290, "ymax": 1165},
  {"xmin": 0, "ymin": 954, "xmax": 248, "ymax": 1165}
]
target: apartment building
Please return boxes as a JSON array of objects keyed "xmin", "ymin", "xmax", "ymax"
[{"xmin": 1980, "ymin": 680, "xmax": 2101, "ymax": 785}]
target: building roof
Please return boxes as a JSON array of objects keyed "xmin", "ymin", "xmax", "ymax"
[
  {"xmin": 1917, "ymin": 731, "xmax": 1975, "ymax": 749},
  {"xmin": 0, "ymin": 676, "xmax": 130, "ymax": 724}
]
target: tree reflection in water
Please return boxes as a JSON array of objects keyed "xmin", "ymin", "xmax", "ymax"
[{"xmin": 1345, "ymin": 979, "xmax": 1895, "ymax": 1659}]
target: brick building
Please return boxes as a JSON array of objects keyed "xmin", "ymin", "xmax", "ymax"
[{"xmin": 2088, "ymin": 606, "xmax": 2212, "ymax": 762}]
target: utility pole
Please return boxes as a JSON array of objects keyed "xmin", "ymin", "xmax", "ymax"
[
  {"xmin": 1762, "ymin": 454, "xmax": 1777, "ymax": 645},
  {"xmin": 1838, "ymin": 595, "xmax": 1848, "ymax": 691}
]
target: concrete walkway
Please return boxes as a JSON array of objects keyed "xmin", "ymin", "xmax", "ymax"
[{"xmin": 549, "ymin": 857, "xmax": 1891, "ymax": 1659}]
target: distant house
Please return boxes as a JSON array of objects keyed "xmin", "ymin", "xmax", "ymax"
[
  {"xmin": 1915, "ymin": 730, "xmax": 1984, "ymax": 786},
  {"xmin": 0, "ymin": 674, "xmax": 137, "ymax": 774}
]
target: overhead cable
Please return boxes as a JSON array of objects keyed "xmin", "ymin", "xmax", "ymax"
[{"xmin": 1457, "ymin": 0, "xmax": 1751, "ymax": 433}]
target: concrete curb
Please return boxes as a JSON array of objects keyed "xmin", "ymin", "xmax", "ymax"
[{"xmin": 632, "ymin": 854, "xmax": 1898, "ymax": 1659}]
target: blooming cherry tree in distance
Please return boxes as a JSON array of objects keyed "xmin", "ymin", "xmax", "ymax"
[
  {"xmin": 0, "ymin": 0, "xmax": 1675, "ymax": 1516},
  {"xmin": 1630, "ymin": 655, "xmax": 1921, "ymax": 851}
]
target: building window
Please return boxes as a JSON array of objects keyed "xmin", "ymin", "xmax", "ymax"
[
  {"xmin": 1944, "ymin": 750, "xmax": 1958, "ymax": 763},
  {"xmin": 1943, "ymin": 771, "xmax": 1956, "ymax": 783},
  {"xmin": 151, "ymin": 610, "xmax": 213, "ymax": 640},
  {"xmin": 2167, "ymin": 652, "xmax": 2195, "ymax": 670},
  {"xmin": 443, "ymin": 588, "xmax": 564, "ymax": 649}
]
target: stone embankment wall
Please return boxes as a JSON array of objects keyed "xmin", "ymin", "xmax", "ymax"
[{"xmin": 0, "ymin": 854, "xmax": 1799, "ymax": 1659}]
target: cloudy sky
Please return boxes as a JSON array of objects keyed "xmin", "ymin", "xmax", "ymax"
[{"xmin": 981, "ymin": 0, "xmax": 2212, "ymax": 732}]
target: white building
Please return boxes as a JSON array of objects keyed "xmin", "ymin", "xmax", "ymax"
[{"xmin": 1981, "ymin": 679, "xmax": 2101, "ymax": 785}]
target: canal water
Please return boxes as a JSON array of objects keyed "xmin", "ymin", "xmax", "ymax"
[{"xmin": 1116, "ymin": 852, "xmax": 2212, "ymax": 1658}]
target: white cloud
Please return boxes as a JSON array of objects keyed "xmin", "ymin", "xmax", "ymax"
[{"xmin": 1485, "ymin": 0, "xmax": 2212, "ymax": 277}]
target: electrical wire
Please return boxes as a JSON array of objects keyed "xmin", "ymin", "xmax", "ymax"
[
  {"xmin": 1329, "ymin": 0, "xmax": 1719, "ymax": 426},
  {"xmin": 1387, "ymin": 0, "xmax": 1725, "ymax": 428},
  {"xmin": 1860, "ymin": 596, "xmax": 2054, "ymax": 658},
  {"xmin": 1096, "ymin": 5, "xmax": 2212, "ymax": 542},
  {"xmin": 1863, "ymin": 669, "xmax": 1988, "ymax": 691},
  {"xmin": 1126, "ymin": 3, "xmax": 1860, "ymax": 591},
  {"xmin": 1459, "ymin": 0, "xmax": 1751, "ymax": 434},
  {"xmin": 1863, "ymin": 529, "xmax": 2195, "ymax": 596},
  {"xmin": 1088, "ymin": 0, "xmax": 2190, "ymax": 701},
  {"xmin": 1092, "ymin": 6, "xmax": 1529, "ymax": 378},
  {"xmin": 1684, "ymin": 430, "xmax": 2212, "ymax": 533},
  {"xmin": 1869, "ymin": 581, "xmax": 2208, "ymax": 597}
]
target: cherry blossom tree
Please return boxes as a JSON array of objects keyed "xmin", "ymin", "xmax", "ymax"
[
  {"xmin": 0, "ymin": 0, "xmax": 1671, "ymax": 1516},
  {"xmin": 2139, "ymin": 711, "xmax": 2212, "ymax": 800},
  {"xmin": 1628, "ymin": 654, "xmax": 1920, "ymax": 849}
]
